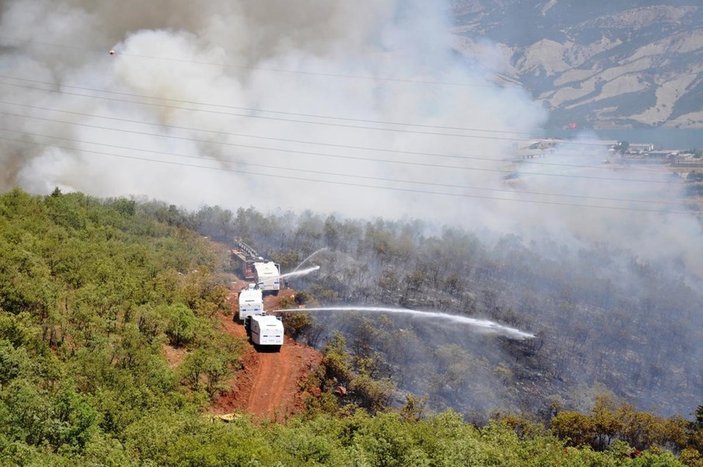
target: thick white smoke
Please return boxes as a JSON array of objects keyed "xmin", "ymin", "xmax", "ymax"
[
  {"xmin": 0, "ymin": 0, "xmax": 701, "ymax": 282},
  {"xmin": 0, "ymin": 0, "xmax": 539, "ymax": 212}
]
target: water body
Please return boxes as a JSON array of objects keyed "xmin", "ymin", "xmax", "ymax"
[
  {"xmin": 547, "ymin": 128, "xmax": 703, "ymax": 150},
  {"xmin": 288, "ymin": 306, "xmax": 535, "ymax": 340}
]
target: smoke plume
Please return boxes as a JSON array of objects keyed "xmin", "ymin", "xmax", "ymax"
[{"xmin": 0, "ymin": 0, "xmax": 533, "ymax": 213}]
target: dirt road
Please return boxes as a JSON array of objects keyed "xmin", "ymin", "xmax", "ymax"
[{"xmin": 211, "ymin": 281, "xmax": 322, "ymax": 421}]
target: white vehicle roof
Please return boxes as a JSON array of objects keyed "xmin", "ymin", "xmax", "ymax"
[
  {"xmin": 254, "ymin": 261, "xmax": 279, "ymax": 277},
  {"xmin": 238, "ymin": 287, "xmax": 262, "ymax": 305},
  {"xmin": 251, "ymin": 315, "xmax": 283, "ymax": 329}
]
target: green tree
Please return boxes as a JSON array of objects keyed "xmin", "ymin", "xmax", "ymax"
[{"xmin": 161, "ymin": 304, "xmax": 198, "ymax": 347}]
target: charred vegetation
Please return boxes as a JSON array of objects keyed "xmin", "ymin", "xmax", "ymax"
[{"xmin": 193, "ymin": 205, "xmax": 703, "ymax": 420}]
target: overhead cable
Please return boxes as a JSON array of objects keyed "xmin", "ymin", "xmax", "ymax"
[
  {"xmin": 0, "ymin": 133, "xmax": 693, "ymax": 215},
  {"xmin": 0, "ymin": 127, "xmax": 686, "ymax": 208},
  {"xmin": 0, "ymin": 108, "xmax": 675, "ymax": 184}
]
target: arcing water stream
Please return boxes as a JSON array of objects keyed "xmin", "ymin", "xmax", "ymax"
[
  {"xmin": 291, "ymin": 248, "xmax": 329, "ymax": 272},
  {"xmin": 279, "ymin": 265, "xmax": 321, "ymax": 281},
  {"xmin": 284, "ymin": 306, "xmax": 535, "ymax": 340},
  {"xmin": 278, "ymin": 259, "xmax": 531, "ymax": 339}
]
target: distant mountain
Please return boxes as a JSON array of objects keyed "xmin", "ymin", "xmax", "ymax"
[{"xmin": 450, "ymin": 1, "xmax": 703, "ymax": 128}]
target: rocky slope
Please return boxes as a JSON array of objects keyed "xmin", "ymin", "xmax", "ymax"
[{"xmin": 451, "ymin": 1, "xmax": 703, "ymax": 128}]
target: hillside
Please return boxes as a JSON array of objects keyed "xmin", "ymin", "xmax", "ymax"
[
  {"xmin": 1, "ymin": 190, "xmax": 702, "ymax": 465},
  {"xmin": 451, "ymin": 0, "xmax": 703, "ymax": 128},
  {"xmin": 198, "ymin": 207, "xmax": 703, "ymax": 420}
]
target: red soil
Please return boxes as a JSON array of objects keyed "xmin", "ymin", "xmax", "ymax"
[{"xmin": 211, "ymin": 280, "xmax": 322, "ymax": 421}]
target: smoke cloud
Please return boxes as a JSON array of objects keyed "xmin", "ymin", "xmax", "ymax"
[{"xmin": 0, "ymin": 0, "xmax": 537, "ymax": 213}]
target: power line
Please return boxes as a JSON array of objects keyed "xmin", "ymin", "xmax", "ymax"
[
  {"xmin": 0, "ymin": 127, "xmax": 685, "ymax": 207},
  {"xmin": 0, "ymin": 97, "xmax": 611, "ymax": 171},
  {"xmin": 0, "ymin": 96, "xmax": 669, "ymax": 175},
  {"xmin": 0, "ymin": 37, "xmax": 507, "ymax": 89},
  {"xmin": 0, "ymin": 111, "xmax": 670, "ymax": 184},
  {"xmin": 0, "ymin": 108, "xmax": 675, "ymax": 184},
  {"xmin": 0, "ymin": 132, "xmax": 693, "ymax": 215},
  {"xmin": 0, "ymin": 78, "xmax": 661, "ymax": 172},
  {"xmin": 0, "ymin": 74, "xmax": 532, "ymax": 136},
  {"xmin": 0, "ymin": 80, "xmax": 528, "ymax": 141}
]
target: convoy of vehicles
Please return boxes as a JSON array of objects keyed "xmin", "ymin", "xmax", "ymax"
[
  {"xmin": 231, "ymin": 239, "xmax": 321, "ymax": 351},
  {"xmin": 237, "ymin": 282, "xmax": 284, "ymax": 351},
  {"xmin": 232, "ymin": 241, "xmax": 285, "ymax": 351}
]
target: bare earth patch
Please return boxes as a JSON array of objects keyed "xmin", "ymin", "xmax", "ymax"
[{"xmin": 162, "ymin": 344, "xmax": 188, "ymax": 368}]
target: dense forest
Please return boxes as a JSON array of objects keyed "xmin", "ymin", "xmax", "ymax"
[{"xmin": 1, "ymin": 189, "xmax": 702, "ymax": 465}]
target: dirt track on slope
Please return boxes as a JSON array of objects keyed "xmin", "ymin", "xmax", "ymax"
[{"xmin": 211, "ymin": 280, "xmax": 322, "ymax": 421}]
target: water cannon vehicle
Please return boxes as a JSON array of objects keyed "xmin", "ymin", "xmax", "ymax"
[
  {"xmin": 254, "ymin": 261, "xmax": 281, "ymax": 296},
  {"xmin": 237, "ymin": 283, "xmax": 264, "ymax": 322},
  {"xmin": 245, "ymin": 314, "xmax": 284, "ymax": 351}
]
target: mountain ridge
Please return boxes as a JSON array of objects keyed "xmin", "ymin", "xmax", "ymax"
[{"xmin": 451, "ymin": 1, "xmax": 703, "ymax": 128}]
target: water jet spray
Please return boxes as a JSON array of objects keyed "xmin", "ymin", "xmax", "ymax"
[
  {"xmin": 291, "ymin": 248, "xmax": 329, "ymax": 272},
  {"xmin": 279, "ymin": 265, "xmax": 320, "ymax": 280},
  {"xmin": 277, "ymin": 306, "xmax": 534, "ymax": 340}
]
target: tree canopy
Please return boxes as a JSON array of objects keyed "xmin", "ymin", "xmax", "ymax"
[{"xmin": 0, "ymin": 189, "xmax": 699, "ymax": 465}]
